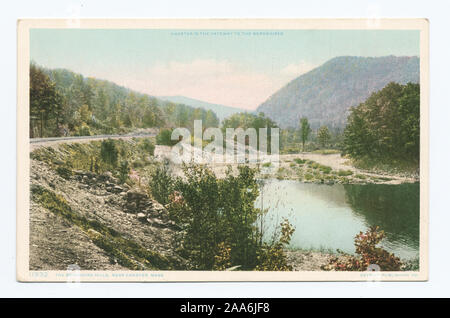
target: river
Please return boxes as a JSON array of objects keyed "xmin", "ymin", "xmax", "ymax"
[{"xmin": 256, "ymin": 179, "xmax": 420, "ymax": 260}]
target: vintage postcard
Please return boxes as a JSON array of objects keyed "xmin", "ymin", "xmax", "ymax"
[{"xmin": 17, "ymin": 19, "xmax": 429, "ymax": 282}]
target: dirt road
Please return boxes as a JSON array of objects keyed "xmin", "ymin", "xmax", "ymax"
[{"xmin": 30, "ymin": 131, "xmax": 157, "ymax": 150}]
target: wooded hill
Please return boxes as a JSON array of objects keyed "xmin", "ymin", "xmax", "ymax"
[
  {"xmin": 29, "ymin": 64, "xmax": 220, "ymax": 138},
  {"xmin": 257, "ymin": 56, "xmax": 419, "ymax": 129}
]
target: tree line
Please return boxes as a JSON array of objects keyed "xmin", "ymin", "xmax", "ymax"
[
  {"xmin": 343, "ymin": 82, "xmax": 420, "ymax": 165},
  {"xmin": 29, "ymin": 64, "xmax": 219, "ymax": 138}
]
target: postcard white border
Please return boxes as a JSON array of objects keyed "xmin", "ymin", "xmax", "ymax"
[{"xmin": 17, "ymin": 18, "xmax": 429, "ymax": 282}]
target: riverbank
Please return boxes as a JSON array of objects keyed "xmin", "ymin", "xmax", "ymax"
[
  {"xmin": 271, "ymin": 153, "xmax": 418, "ymax": 184},
  {"xmin": 286, "ymin": 250, "xmax": 334, "ymax": 271},
  {"xmin": 29, "ymin": 140, "xmax": 419, "ymax": 271},
  {"xmin": 154, "ymin": 145, "xmax": 419, "ymax": 185}
]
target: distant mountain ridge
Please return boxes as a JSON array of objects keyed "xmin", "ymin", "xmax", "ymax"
[
  {"xmin": 159, "ymin": 95, "xmax": 247, "ymax": 121},
  {"xmin": 257, "ymin": 56, "xmax": 420, "ymax": 128}
]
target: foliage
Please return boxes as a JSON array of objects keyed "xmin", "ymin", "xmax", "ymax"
[
  {"xmin": 30, "ymin": 64, "xmax": 219, "ymax": 137},
  {"xmin": 322, "ymin": 226, "xmax": 402, "ymax": 271},
  {"xmin": 76, "ymin": 122, "xmax": 92, "ymax": 136},
  {"xmin": 100, "ymin": 139, "xmax": 119, "ymax": 168},
  {"xmin": 317, "ymin": 126, "xmax": 331, "ymax": 148},
  {"xmin": 337, "ymin": 169, "xmax": 353, "ymax": 176},
  {"xmin": 318, "ymin": 164, "xmax": 332, "ymax": 174},
  {"xmin": 30, "ymin": 63, "xmax": 64, "ymax": 137},
  {"xmin": 343, "ymin": 82, "xmax": 420, "ymax": 166},
  {"xmin": 300, "ymin": 117, "xmax": 311, "ymax": 152},
  {"xmin": 159, "ymin": 164, "xmax": 294, "ymax": 270},
  {"xmin": 255, "ymin": 219, "xmax": 295, "ymax": 271},
  {"xmin": 213, "ymin": 242, "xmax": 232, "ymax": 271},
  {"xmin": 148, "ymin": 162, "xmax": 174, "ymax": 205},
  {"xmin": 221, "ymin": 112, "xmax": 278, "ymax": 151},
  {"xmin": 156, "ymin": 128, "xmax": 178, "ymax": 146},
  {"xmin": 280, "ymin": 126, "xmax": 344, "ymax": 154},
  {"xmin": 118, "ymin": 160, "xmax": 130, "ymax": 183},
  {"xmin": 138, "ymin": 138, "xmax": 155, "ymax": 155},
  {"xmin": 311, "ymin": 149, "xmax": 340, "ymax": 155},
  {"xmin": 56, "ymin": 166, "xmax": 73, "ymax": 180}
]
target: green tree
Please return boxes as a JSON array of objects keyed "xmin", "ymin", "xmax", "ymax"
[
  {"xmin": 156, "ymin": 128, "xmax": 178, "ymax": 146},
  {"xmin": 300, "ymin": 117, "xmax": 311, "ymax": 152},
  {"xmin": 100, "ymin": 139, "xmax": 119, "ymax": 168},
  {"xmin": 79, "ymin": 104, "xmax": 92, "ymax": 123},
  {"xmin": 30, "ymin": 63, "xmax": 222, "ymax": 136},
  {"xmin": 29, "ymin": 63, "xmax": 64, "ymax": 137},
  {"xmin": 162, "ymin": 164, "xmax": 294, "ymax": 270},
  {"xmin": 148, "ymin": 162, "xmax": 174, "ymax": 205},
  {"xmin": 317, "ymin": 126, "xmax": 331, "ymax": 148},
  {"xmin": 139, "ymin": 138, "xmax": 155, "ymax": 155},
  {"xmin": 109, "ymin": 103, "xmax": 122, "ymax": 128},
  {"xmin": 118, "ymin": 160, "xmax": 130, "ymax": 183},
  {"xmin": 222, "ymin": 112, "xmax": 278, "ymax": 151},
  {"xmin": 343, "ymin": 82, "xmax": 420, "ymax": 165}
]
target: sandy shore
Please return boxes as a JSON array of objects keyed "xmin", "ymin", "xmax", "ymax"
[{"xmin": 154, "ymin": 145, "xmax": 418, "ymax": 185}]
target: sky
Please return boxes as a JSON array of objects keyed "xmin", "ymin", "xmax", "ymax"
[{"xmin": 30, "ymin": 29, "xmax": 420, "ymax": 110}]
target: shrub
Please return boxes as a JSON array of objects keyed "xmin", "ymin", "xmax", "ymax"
[
  {"xmin": 77, "ymin": 123, "xmax": 92, "ymax": 136},
  {"xmin": 56, "ymin": 166, "xmax": 73, "ymax": 180},
  {"xmin": 338, "ymin": 169, "xmax": 353, "ymax": 176},
  {"xmin": 322, "ymin": 226, "xmax": 402, "ymax": 271},
  {"xmin": 165, "ymin": 164, "xmax": 294, "ymax": 270},
  {"xmin": 156, "ymin": 128, "xmax": 178, "ymax": 146},
  {"xmin": 139, "ymin": 138, "xmax": 155, "ymax": 155},
  {"xmin": 132, "ymin": 159, "xmax": 145, "ymax": 169},
  {"xmin": 100, "ymin": 139, "xmax": 119, "ymax": 168},
  {"xmin": 118, "ymin": 160, "xmax": 130, "ymax": 183},
  {"xmin": 255, "ymin": 219, "xmax": 295, "ymax": 271},
  {"xmin": 148, "ymin": 162, "xmax": 174, "ymax": 205},
  {"xmin": 213, "ymin": 242, "xmax": 232, "ymax": 271},
  {"xmin": 319, "ymin": 165, "xmax": 332, "ymax": 174},
  {"xmin": 312, "ymin": 149, "xmax": 341, "ymax": 155}
]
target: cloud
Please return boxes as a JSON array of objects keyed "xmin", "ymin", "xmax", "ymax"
[{"xmin": 109, "ymin": 59, "xmax": 317, "ymax": 110}]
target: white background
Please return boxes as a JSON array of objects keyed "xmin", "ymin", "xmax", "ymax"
[{"xmin": 1, "ymin": 0, "xmax": 449, "ymax": 298}]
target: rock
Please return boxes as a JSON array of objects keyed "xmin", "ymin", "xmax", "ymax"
[
  {"xmin": 125, "ymin": 190, "xmax": 147, "ymax": 202},
  {"xmin": 111, "ymin": 185, "xmax": 123, "ymax": 193},
  {"xmin": 104, "ymin": 171, "xmax": 113, "ymax": 178},
  {"xmin": 137, "ymin": 213, "xmax": 147, "ymax": 222}
]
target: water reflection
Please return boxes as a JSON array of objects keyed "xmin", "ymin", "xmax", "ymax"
[
  {"xmin": 257, "ymin": 180, "xmax": 420, "ymax": 260},
  {"xmin": 343, "ymin": 183, "xmax": 420, "ymax": 256}
]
